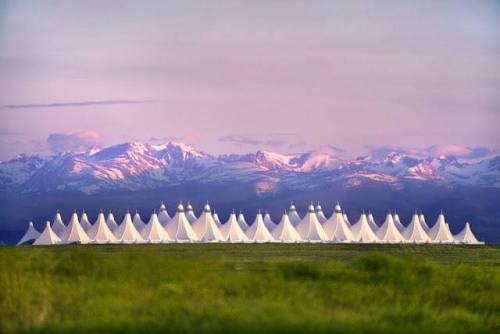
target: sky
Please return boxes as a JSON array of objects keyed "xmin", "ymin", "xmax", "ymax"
[{"xmin": 0, "ymin": 0, "xmax": 499, "ymax": 160}]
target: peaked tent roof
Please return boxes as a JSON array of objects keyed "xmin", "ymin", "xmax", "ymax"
[
  {"xmin": 191, "ymin": 204, "xmax": 224, "ymax": 242},
  {"xmin": 428, "ymin": 213, "xmax": 455, "ymax": 243},
  {"xmin": 60, "ymin": 212, "xmax": 90, "ymax": 244},
  {"xmin": 88, "ymin": 212, "xmax": 117, "ymax": 244},
  {"xmin": 343, "ymin": 212, "xmax": 351, "ymax": 226},
  {"xmin": 17, "ymin": 221, "xmax": 40, "ymax": 245},
  {"xmin": 402, "ymin": 213, "xmax": 431, "ymax": 243},
  {"xmin": 140, "ymin": 212, "xmax": 173, "ymax": 243},
  {"xmin": 51, "ymin": 211, "xmax": 66, "ymax": 237},
  {"xmin": 220, "ymin": 213, "xmax": 250, "ymax": 243},
  {"xmin": 237, "ymin": 211, "xmax": 249, "ymax": 231},
  {"xmin": 315, "ymin": 203, "xmax": 328, "ymax": 224},
  {"xmin": 33, "ymin": 221, "xmax": 61, "ymax": 245},
  {"xmin": 272, "ymin": 213, "xmax": 302, "ymax": 243},
  {"xmin": 295, "ymin": 204, "xmax": 328, "ymax": 242},
  {"xmin": 322, "ymin": 203, "xmax": 354, "ymax": 242},
  {"xmin": 80, "ymin": 211, "xmax": 93, "ymax": 231},
  {"xmin": 367, "ymin": 212, "xmax": 379, "ymax": 232},
  {"xmin": 376, "ymin": 213, "xmax": 404, "ymax": 243},
  {"xmin": 132, "ymin": 212, "xmax": 146, "ymax": 231},
  {"xmin": 212, "ymin": 212, "xmax": 222, "ymax": 227},
  {"xmin": 185, "ymin": 203, "xmax": 198, "ymax": 224},
  {"xmin": 262, "ymin": 212, "xmax": 276, "ymax": 232},
  {"xmin": 350, "ymin": 213, "xmax": 379, "ymax": 243},
  {"xmin": 114, "ymin": 212, "xmax": 145, "ymax": 243},
  {"xmin": 158, "ymin": 202, "xmax": 172, "ymax": 226},
  {"xmin": 165, "ymin": 203, "xmax": 199, "ymax": 242},
  {"xmin": 392, "ymin": 212, "xmax": 405, "ymax": 232},
  {"xmin": 246, "ymin": 212, "xmax": 275, "ymax": 243},
  {"xmin": 288, "ymin": 203, "xmax": 302, "ymax": 226},
  {"xmin": 106, "ymin": 212, "xmax": 119, "ymax": 231},
  {"xmin": 454, "ymin": 222, "xmax": 484, "ymax": 244},
  {"xmin": 419, "ymin": 213, "xmax": 430, "ymax": 233}
]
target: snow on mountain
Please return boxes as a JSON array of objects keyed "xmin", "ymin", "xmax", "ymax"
[{"xmin": 0, "ymin": 141, "xmax": 498, "ymax": 194}]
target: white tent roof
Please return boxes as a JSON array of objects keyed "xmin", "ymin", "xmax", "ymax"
[
  {"xmin": 60, "ymin": 212, "xmax": 90, "ymax": 244},
  {"xmin": 272, "ymin": 213, "xmax": 302, "ymax": 243},
  {"xmin": 51, "ymin": 211, "xmax": 66, "ymax": 237},
  {"xmin": 428, "ymin": 213, "xmax": 455, "ymax": 243},
  {"xmin": 376, "ymin": 213, "xmax": 404, "ymax": 243},
  {"xmin": 114, "ymin": 212, "xmax": 145, "ymax": 243},
  {"xmin": 165, "ymin": 203, "xmax": 199, "ymax": 242},
  {"xmin": 88, "ymin": 212, "xmax": 117, "ymax": 244},
  {"xmin": 342, "ymin": 212, "xmax": 351, "ymax": 226},
  {"xmin": 322, "ymin": 204, "xmax": 354, "ymax": 242},
  {"xmin": 288, "ymin": 203, "xmax": 302, "ymax": 226},
  {"xmin": 33, "ymin": 221, "xmax": 61, "ymax": 245},
  {"xmin": 295, "ymin": 204, "xmax": 328, "ymax": 242},
  {"xmin": 392, "ymin": 212, "xmax": 405, "ymax": 232},
  {"xmin": 454, "ymin": 222, "xmax": 483, "ymax": 245},
  {"xmin": 237, "ymin": 211, "xmax": 249, "ymax": 231},
  {"xmin": 212, "ymin": 212, "xmax": 222, "ymax": 227},
  {"xmin": 367, "ymin": 212, "xmax": 379, "ymax": 232},
  {"xmin": 191, "ymin": 203, "xmax": 224, "ymax": 242},
  {"xmin": 315, "ymin": 203, "xmax": 328, "ymax": 224},
  {"xmin": 419, "ymin": 213, "xmax": 430, "ymax": 232},
  {"xmin": 158, "ymin": 202, "xmax": 172, "ymax": 226},
  {"xmin": 185, "ymin": 203, "xmax": 198, "ymax": 224},
  {"xmin": 106, "ymin": 212, "xmax": 119, "ymax": 231},
  {"xmin": 220, "ymin": 213, "xmax": 249, "ymax": 243},
  {"xmin": 79, "ymin": 211, "xmax": 93, "ymax": 231},
  {"xmin": 402, "ymin": 213, "xmax": 431, "ymax": 243},
  {"xmin": 17, "ymin": 221, "xmax": 40, "ymax": 245},
  {"xmin": 350, "ymin": 212, "xmax": 379, "ymax": 243},
  {"xmin": 262, "ymin": 212, "xmax": 276, "ymax": 232},
  {"xmin": 246, "ymin": 212, "xmax": 275, "ymax": 243},
  {"xmin": 140, "ymin": 212, "xmax": 173, "ymax": 243},
  {"xmin": 132, "ymin": 211, "xmax": 146, "ymax": 231}
]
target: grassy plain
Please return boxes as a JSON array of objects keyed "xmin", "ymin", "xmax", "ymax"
[{"xmin": 1, "ymin": 244, "xmax": 499, "ymax": 333}]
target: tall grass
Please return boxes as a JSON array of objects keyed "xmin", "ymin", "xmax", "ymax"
[{"xmin": 1, "ymin": 244, "xmax": 499, "ymax": 333}]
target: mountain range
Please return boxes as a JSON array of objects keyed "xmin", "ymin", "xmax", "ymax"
[{"xmin": 0, "ymin": 141, "xmax": 499, "ymax": 244}]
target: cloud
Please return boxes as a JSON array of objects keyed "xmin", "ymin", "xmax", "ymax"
[
  {"xmin": 2, "ymin": 100, "xmax": 154, "ymax": 110},
  {"xmin": 47, "ymin": 131, "xmax": 101, "ymax": 152},
  {"xmin": 219, "ymin": 135, "xmax": 265, "ymax": 146},
  {"xmin": 365, "ymin": 144, "xmax": 493, "ymax": 159},
  {"xmin": 0, "ymin": 128, "xmax": 22, "ymax": 136},
  {"xmin": 219, "ymin": 134, "xmax": 303, "ymax": 148}
]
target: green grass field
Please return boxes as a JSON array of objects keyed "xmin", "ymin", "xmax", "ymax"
[{"xmin": 1, "ymin": 244, "xmax": 499, "ymax": 333}]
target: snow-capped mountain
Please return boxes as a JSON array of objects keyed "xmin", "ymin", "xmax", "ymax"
[{"xmin": 0, "ymin": 141, "xmax": 498, "ymax": 195}]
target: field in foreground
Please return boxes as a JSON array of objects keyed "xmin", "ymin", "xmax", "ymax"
[{"xmin": 1, "ymin": 244, "xmax": 499, "ymax": 333}]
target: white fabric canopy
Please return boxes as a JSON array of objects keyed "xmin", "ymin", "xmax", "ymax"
[
  {"xmin": 402, "ymin": 213, "xmax": 431, "ymax": 243},
  {"xmin": 33, "ymin": 221, "xmax": 61, "ymax": 245},
  {"xmin": 165, "ymin": 203, "xmax": 199, "ymax": 243},
  {"xmin": 158, "ymin": 202, "xmax": 172, "ymax": 226},
  {"xmin": 114, "ymin": 212, "xmax": 145, "ymax": 243},
  {"xmin": 350, "ymin": 213, "xmax": 379, "ymax": 243},
  {"xmin": 419, "ymin": 213, "xmax": 430, "ymax": 233},
  {"xmin": 220, "ymin": 213, "xmax": 250, "ymax": 243},
  {"xmin": 132, "ymin": 212, "xmax": 146, "ymax": 231},
  {"xmin": 429, "ymin": 213, "xmax": 455, "ymax": 243},
  {"xmin": 51, "ymin": 212, "xmax": 66, "ymax": 237},
  {"xmin": 295, "ymin": 204, "xmax": 328, "ymax": 242},
  {"xmin": 140, "ymin": 212, "xmax": 173, "ymax": 243},
  {"xmin": 185, "ymin": 203, "xmax": 198, "ymax": 224},
  {"xmin": 288, "ymin": 203, "xmax": 302, "ymax": 226},
  {"xmin": 237, "ymin": 212, "xmax": 249, "ymax": 231},
  {"xmin": 454, "ymin": 222, "xmax": 483, "ymax": 244},
  {"xmin": 392, "ymin": 212, "xmax": 405, "ymax": 232},
  {"xmin": 59, "ymin": 212, "xmax": 90, "ymax": 244},
  {"xmin": 315, "ymin": 204, "xmax": 328, "ymax": 224},
  {"xmin": 272, "ymin": 213, "xmax": 302, "ymax": 243},
  {"xmin": 376, "ymin": 213, "xmax": 404, "ymax": 243},
  {"xmin": 106, "ymin": 212, "xmax": 119, "ymax": 231},
  {"xmin": 322, "ymin": 203, "xmax": 354, "ymax": 243},
  {"xmin": 212, "ymin": 212, "xmax": 222, "ymax": 227},
  {"xmin": 246, "ymin": 212, "xmax": 275, "ymax": 243},
  {"xmin": 88, "ymin": 212, "xmax": 118, "ymax": 244},
  {"xmin": 17, "ymin": 221, "xmax": 40, "ymax": 245},
  {"xmin": 79, "ymin": 211, "xmax": 93, "ymax": 231},
  {"xmin": 191, "ymin": 204, "xmax": 224, "ymax": 242}
]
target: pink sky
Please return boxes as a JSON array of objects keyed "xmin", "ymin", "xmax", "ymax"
[{"xmin": 0, "ymin": 1, "xmax": 499, "ymax": 159}]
